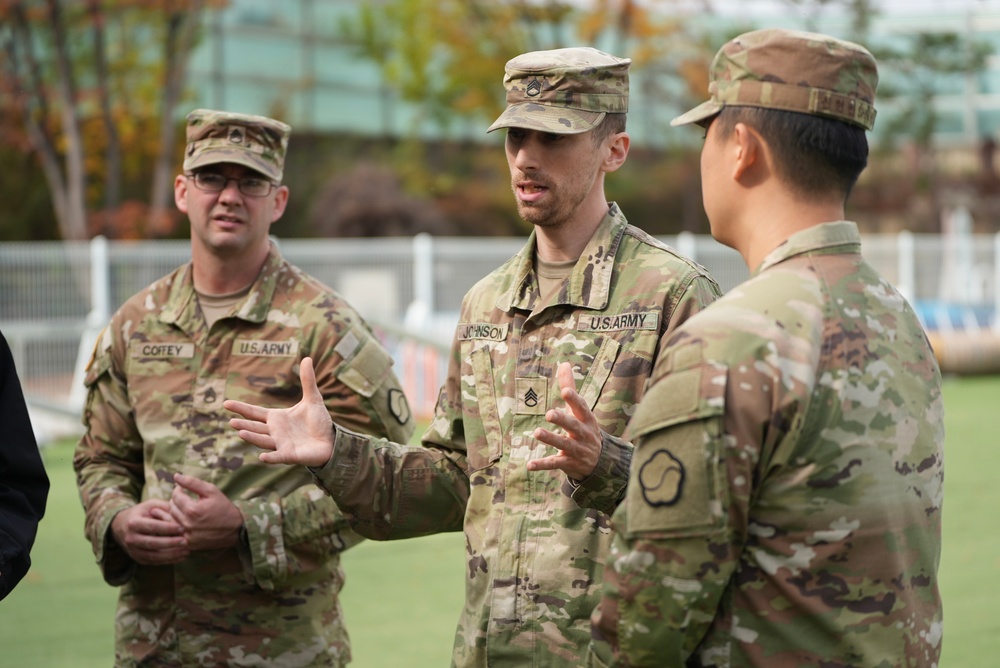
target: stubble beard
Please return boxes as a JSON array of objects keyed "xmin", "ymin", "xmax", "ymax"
[
  {"xmin": 512, "ymin": 181, "xmax": 568, "ymax": 229},
  {"xmin": 516, "ymin": 199, "xmax": 549, "ymax": 227}
]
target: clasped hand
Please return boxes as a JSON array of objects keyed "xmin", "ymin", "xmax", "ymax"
[{"xmin": 111, "ymin": 473, "xmax": 242, "ymax": 565}]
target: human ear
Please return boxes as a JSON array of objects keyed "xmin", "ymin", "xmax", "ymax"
[
  {"xmin": 731, "ymin": 123, "xmax": 762, "ymax": 182},
  {"xmin": 174, "ymin": 174, "xmax": 189, "ymax": 214},
  {"xmin": 270, "ymin": 185, "xmax": 290, "ymax": 223},
  {"xmin": 602, "ymin": 132, "xmax": 630, "ymax": 174}
]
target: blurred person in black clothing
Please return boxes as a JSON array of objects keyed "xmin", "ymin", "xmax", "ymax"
[{"xmin": 0, "ymin": 331, "xmax": 49, "ymax": 601}]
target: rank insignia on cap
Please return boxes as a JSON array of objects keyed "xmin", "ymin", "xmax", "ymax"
[
  {"xmin": 487, "ymin": 46, "xmax": 631, "ymax": 135},
  {"xmin": 183, "ymin": 109, "xmax": 291, "ymax": 182}
]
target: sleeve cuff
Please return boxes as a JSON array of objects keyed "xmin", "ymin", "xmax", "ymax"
[
  {"xmin": 233, "ymin": 496, "xmax": 286, "ymax": 590},
  {"xmin": 97, "ymin": 505, "xmax": 136, "ymax": 586},
  {"xmin": 308, "ymin": 425, "xmax": 364, "ymax": 499},
  {"xmin": 567, "ymin": 431, "xmax": 632, "ymax": 514}
]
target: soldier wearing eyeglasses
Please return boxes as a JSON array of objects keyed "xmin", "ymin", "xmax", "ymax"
[{"xmin": 74, "ymin": 109, "xmax": 415, "ymax": 667}]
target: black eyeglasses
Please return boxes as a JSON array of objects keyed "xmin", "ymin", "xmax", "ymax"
[{"xmin": 187, "ymin": 172, "xmax": 277, "ymax": 197}]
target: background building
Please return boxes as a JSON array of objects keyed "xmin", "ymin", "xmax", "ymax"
[{"xmin": 184, "ymin": 0, "xmax": 1000, "ymax": 147}]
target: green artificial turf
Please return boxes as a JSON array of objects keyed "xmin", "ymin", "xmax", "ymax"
[{"xmin": 0, "ymin": 375, "xmax": 995, "ymax": 666}]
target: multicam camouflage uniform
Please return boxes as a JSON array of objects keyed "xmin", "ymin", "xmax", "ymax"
[
  {"xmin": 75, "ymin": 246, "xmax": 415, "ymax": 667},
  {"xmin": 589, "ymin": 30, "xmax": 942, "ymax": 667},
  {"xmin": 590, "ymin": 223, "xmax": 944, "ymax": 667},
  {"xmin": 311, "ymin": 206, "xmax": 721, "ymax": 667}
]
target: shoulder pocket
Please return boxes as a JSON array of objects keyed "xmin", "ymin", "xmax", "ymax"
[
  {"xmin": 336, "ymin": 331, "xmax": 393, "ymax": 399},
  {"xmin": 83, "ymin": 327, "xmax": 113, "ymax": 387},
  {"xmin": 626, "ymin": 343, "xmax": 728, "ymax": 537}
]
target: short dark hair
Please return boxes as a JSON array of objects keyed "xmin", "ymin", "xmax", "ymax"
[
  {"xmin": 713, "ymin": 106, "xmax": 869, "ymax": 200},
  {"xmin": 590, "ymin": 113, "xmax": 627, "ymax": 146}
]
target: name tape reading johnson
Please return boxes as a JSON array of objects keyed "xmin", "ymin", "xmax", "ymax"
[{"xmin": 458, "ymin": 323, "xmax": 509, "ymax": 342}]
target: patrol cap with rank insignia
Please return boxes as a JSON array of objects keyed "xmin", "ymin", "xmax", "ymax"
[
  {"xmin": 672, "ymin": 28, "xmax": 878, "ymax": 131},
  {"xmin": 183, "ymin": 109, "xmax": 291, "ymax": 182},
  {"xmin": 487, "ymin": 46, "xmax": 631, "ymax": 135}
]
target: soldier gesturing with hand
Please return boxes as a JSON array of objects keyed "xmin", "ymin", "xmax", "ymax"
[
  {"xmin": 228, "ymin": 357, "xmax": 334, "ymax": 468},
  {"xmin": 228, "ymin": 48, "xmax": 720, "ymax": 668},
  {"xmin": 527, "ymin": 361, "xmax": 604, "ymax": 481}
]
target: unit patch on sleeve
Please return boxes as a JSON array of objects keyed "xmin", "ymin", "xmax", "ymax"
[
  {"xmin": 579, "ymin": 311, "xmax": 658, "ymax": 332},
  {"xmin": 638, "ymin": 449, "xmax": 685, "ymax": 507},
  {"xmin": 388, "ymin": 388, "xmax": 412, "ymax": 425}
]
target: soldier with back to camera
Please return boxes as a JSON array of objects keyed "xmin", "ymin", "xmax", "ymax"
[{"xmin": 588, "ymin": 28, "xmax": 945, "ymax": 668}]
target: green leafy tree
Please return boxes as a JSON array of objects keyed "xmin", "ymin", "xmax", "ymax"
[
  {"xmin": 335, "ymin": 0, "xmax": 719, "ymax": 235},
  {"xmin": 343, "ymin": 0, "xmax": 718, "ymax": 136}
]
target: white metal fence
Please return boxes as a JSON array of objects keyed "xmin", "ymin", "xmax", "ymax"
[{"xmin": 2, "ymin": 229, "xmax": 996, "ymax": 438}]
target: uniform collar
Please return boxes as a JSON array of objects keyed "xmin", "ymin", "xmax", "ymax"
[
  {"xmin": 496, "ymin": 203, "xmax": 628, "ymax": 313},
  {"xmin": 160, "ymin": 243, "xmax": 285, "ymax": 328},
  {"xmin": 754, "ymin": 221, "xmax": 861, "ymax": 276}
]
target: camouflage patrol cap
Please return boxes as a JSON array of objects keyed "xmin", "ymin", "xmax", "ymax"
[
  {"xmin": 487, "ymin": 47, "xmax": 630, "ymax": 135},
  {"xmin": 672, "ymin": 28, "xmax": 878, "ymax": 130},
  {"xmin": 183, "ymin": 109, "xmax": 291, "ymax": 182}
]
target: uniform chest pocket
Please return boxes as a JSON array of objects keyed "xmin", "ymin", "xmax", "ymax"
[
  {"xmin": 226, "ymin": 339, "xmax": 302, "ymax": 407},
  {"xmin": 577, "ymin": 336, "xmax": 621, "ymax": 410},
  {"xmin": 125, "ymin": 342, "xmax": 198, "ymax": 413},
  {"xmin": 463, "ymin": 345, "xmax": 504, "ymax": 472}
]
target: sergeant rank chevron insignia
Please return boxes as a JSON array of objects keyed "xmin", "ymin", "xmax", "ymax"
[{"xmin": 524, "ymin": 387, "xmax": 539, "ymax": 407}]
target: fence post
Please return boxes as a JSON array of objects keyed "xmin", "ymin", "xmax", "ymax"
[
  {"xmin": 413, "ymin": 232, "xmax": 434, "ymax": 312},
  {"xmin": 69, "ymin": 236, "xmax": 111, "ymax": 410},
  {"xmin": 91, "ymin": 235, "xmax": 111, "ymax": 325},
  {"xmin": 898, "ymin": 230, "xmax": 914, "ymax": 304},
  {"xmin": 676, "ymin": 231, "xmax": 696, "ymax": 263}
]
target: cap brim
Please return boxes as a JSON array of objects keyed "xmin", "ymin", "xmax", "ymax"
[
  {"xmin": 670, "ymin": 100, "xmax": 723, "ymax": 127},
  {"xmin": 487, "ymin": 103, "xmax": 605, "ymax": 135},
  {"xmin": 183, "ymin": 152, "xmax": 282, "ymax": 182}
]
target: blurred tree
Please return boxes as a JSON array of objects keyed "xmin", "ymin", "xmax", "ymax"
[
  {"xmin": 775, "ymin": 0, "xmax": 995, "ymax": 231},
  {"xmin": 776, "ymin": 0, "xmax": 877, "ymax": 34},
  {"xmin": 309, "ymin": 162, "xmax": 460, "ymax": 238},
  {"xmin": 0, "ymin": 0, "xmax": 220, "ymax": 240},
  {"xmin": 335, "ymin": 0, "xmax": 718, "ymax": 236},
  {"xmin": 343, "ymin": 0, "xmax": 718, "ymax": 137},
  {"xmin": 872, "ymin": 33, "xmax": 991, "ymax": 198}
]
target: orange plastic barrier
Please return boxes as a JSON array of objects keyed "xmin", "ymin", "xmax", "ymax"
[{"xmin": 926, "ymin": 331, "xmax": 1000, "ymax": 375}]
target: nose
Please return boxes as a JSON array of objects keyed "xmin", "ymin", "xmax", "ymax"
[
  {"xmin": 511, "ymin": 135, "xmax": 540, "ymax": 172},
  {"xmin": 217, "ymin": 177, "xmax": 243, "ymax": 202}
]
